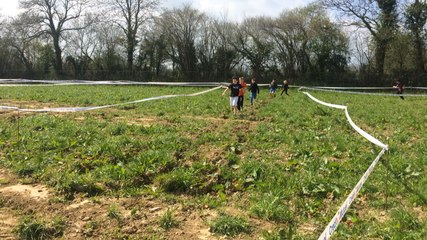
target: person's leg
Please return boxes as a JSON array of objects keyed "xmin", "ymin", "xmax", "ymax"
[
  {"xmin": 250, "ymin": 93, "xmax": 254, "ymax": 105},
  {"xmin": 281, "ymin": 89, "xmax": 285, "ymax": 96},
  {"xmin": 237, "ymin": 96, "xmax": 242, "ymax": 111}
]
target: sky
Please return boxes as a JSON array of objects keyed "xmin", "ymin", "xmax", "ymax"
[{"xmin": 0, "ymin": 0, "xmax": 315, "ymax": 22}]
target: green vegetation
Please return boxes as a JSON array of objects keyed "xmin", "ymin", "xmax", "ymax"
[
  {"xmin": 0, "ymin": 85, "xmax": 426, "ymax": 239},
  {"xmin": 16, "ymin": 215, "xmax": 65, "ymax": 240},
  {"xmin": 210, "ymin": 214, "xmax": 251, "ymax": 237},
  {"xmin": 159, "ymin": 209, "xmax": 179, "ymax": 230},
  {"xmin": 107, "ymin": 204, "xmax": 122, "ymax": 221}
]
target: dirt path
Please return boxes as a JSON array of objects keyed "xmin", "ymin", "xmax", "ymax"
[
  {"xmin": 0, "ymin": 208, "xmax": 17, "ymax": 240},
  {"xmin": 0, "ymin": 168, "xmax": 227, "ymax": 239}
]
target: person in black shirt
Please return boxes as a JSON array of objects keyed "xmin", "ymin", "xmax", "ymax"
[
  {"xmin": 222, "ymin": 77, "xmax": 242, "ymax": 114},
  {"xmin": 281, "ymin": 80, "xmax": 289, "ymax": 96},
  {"xmin": 393, "ymin": 80, "xmax": 405, "ymax": 100},
  {"xmin": 249, "ymin": 78, "xmax": 260, "ymax": 106}
]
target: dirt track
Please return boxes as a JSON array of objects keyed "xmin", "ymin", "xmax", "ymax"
[{"xmin": 0, "ymin": 168, "xmax": 233, "ymax": 239}]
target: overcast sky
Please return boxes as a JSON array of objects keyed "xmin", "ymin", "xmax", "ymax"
[{"xmin": 0, "ymin": 0, "xmax": 315, "ymax": 22}]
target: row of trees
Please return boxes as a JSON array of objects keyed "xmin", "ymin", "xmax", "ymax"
[{"xmin": 0, "ymin": 0, "xmax": 426, "ymax": 85}]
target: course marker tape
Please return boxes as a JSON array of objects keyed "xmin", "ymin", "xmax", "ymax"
[
  {"xmin": 0, "ymin": 86, "xmax": 222, "ymax": 113},
  {"xmin": 302, "ymin": 92, "xmax": 388, "ymax": 150},
  {"xmin": 301, "ymin": 87, "xmax": 427, "ymax": 97},
  {"xmin": 318, "ymin": 148, "xmax": 387, "ymax": 240},
  {"xmin": 301, "ymin": 91, "xmax": 388, "ymax": 239}
]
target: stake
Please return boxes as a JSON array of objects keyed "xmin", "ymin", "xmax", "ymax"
[
  {"xmin": 385, "ymin": 150, "xmax": 389, "ymax": 209},
  {"xmin": 17, "ymin": 109, "xmax": 20, "ymax": 144}
]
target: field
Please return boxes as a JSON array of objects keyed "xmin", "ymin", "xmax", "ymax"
[{"xmin": 0, "ymin": 84, "xmax": 426, "ymax": 239}]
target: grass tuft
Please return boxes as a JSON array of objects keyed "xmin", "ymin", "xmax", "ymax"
[{"xmin": 210, "ymin": 214, "xmax": 251, "ymax": 237}]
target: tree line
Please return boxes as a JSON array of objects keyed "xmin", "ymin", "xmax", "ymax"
[{"xmin": 0, "ymin": 0, "xmax": 426, "ymax": 86}]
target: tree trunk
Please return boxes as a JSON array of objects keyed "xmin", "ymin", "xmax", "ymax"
[
  {"xmin": 414, "ymin": 34, "xmax": 425, "ymax": 73},
  {"xmin": 53, "ymin": 35, "xmax": 63, "ymax": 78}
]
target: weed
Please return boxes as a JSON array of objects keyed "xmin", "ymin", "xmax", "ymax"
[
  {"xmin": 108, "ymin": 204, "xmax": 122, "ymax": 221},
  {"xmin": 156, "ymin": 168, "xmax": 195, "ymax": 194},
  {"xmin": 159, "ymin": 209, "xmax": 179, "ymax": 230},
  {"xmin": 16, "ymin": 215, "xmax": 65, "ymax": 240},
  {"xmin": 210, "ymin": 214, "xmax": 251, "ymax": 237},
  {"xmin": 250, "ymin": 190, "xmax": 292, "ymax": 223}
]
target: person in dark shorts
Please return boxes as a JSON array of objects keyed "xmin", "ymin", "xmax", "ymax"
[
  {"xmin": 222, "ymin": 77, "xmax": 242, "ymax": 114},
  {"xmin": 237, "ymin": 76, "xmax": 247, "ymax": 111},
  {"xmin": 281, "ymin": 80, "xmax": 289, "ymax": 96},
  {"xmin": 393, "ymin": 80, "xmax": 405, "ymax": 100},
  {"xmin": 249, "ymin": 78, "xmax": 259, "ymax": 106}
]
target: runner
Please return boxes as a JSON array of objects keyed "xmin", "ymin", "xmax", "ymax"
[
  {"xmin": 249, "ymin": 78, "xmax": 260, "ymax": 106},
  {"xmin": 222, "ymin": 77, "xmax": 242, "ymax": 115},
  {"xmin": 269, "ymin": 79, "xmax": 277, "ymax": 97},
  {"xmin": 237, "ymin": 76, "xmax": 247, "ymax": 111},
  {"xmin": 281, "ymin": 79, "xmax": 289, "ymax": 96},
  {"xmin": 393, "ymin": 79, "xmax": 405, "ymax": 100}
]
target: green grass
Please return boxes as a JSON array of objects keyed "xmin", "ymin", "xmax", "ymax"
[
  {"xmin": 0, "ymin": 85, "xmax": 426, "ymax": 239},
  {"xmin": 159, "ymin": 209, "xmax": 179, "ymax": 230},
  {"xmin": 16, "ymin": 215, "xmax": 65, "ymax": 240},
  {"xmin": 210, "ymin": 214, "xmax": 251, "ymax": 237}
]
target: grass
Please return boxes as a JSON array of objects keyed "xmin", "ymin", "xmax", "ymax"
[
  {"xmin": 210, "ymin": 213, "xmax": 251, "ymax": 237},
  {"xmin": 159, "ymin": 209, "xmax": 179, "ymax": 230},
  {"xmin": 16, "ymin": 215, "xmax": 65, "ymax": 240},
  {"xmin": 0, "ymin": 85, "xmax": 426, "ymax": 239}
]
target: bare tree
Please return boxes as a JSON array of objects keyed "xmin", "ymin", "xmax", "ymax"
[
  {"xmin": 159, "ymin": 5, "xmax": 206, "ymax": 80},
  {"xmin": 232, "ymin": 17, "xmax": 274, "ymax": 81},
  {"xmin": 3, "ymin": 13, "xmax": 43, "ymax": 75},
  {"xmin": 322, "ymin": 0, "xmax": 398, "ymax": 78},
  {"xmin": 19, "ymin": 0, "xmax": 90, "ymax": 77},
  {"xmin": 101, "ymin": 0, "xmax": 159, "ymax": 75}
]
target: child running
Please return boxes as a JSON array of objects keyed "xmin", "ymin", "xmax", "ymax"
[
  {"xmin": 393, "ymin": 79, "xmax": 405, "ymax": 100},
  {"xmin": 237, "ymin": 76, "xmax": 247, "ymax": 111},
  {"xmin": 249, "ymin": 78, "xmax": 260, "ymax": 106},
  {"xmin": 222, "ymin": 77, "xmax": 242, "ymax": 115},
  {"xmin": 281, "ymin": 80, "xmax": 289, "ymax": 96},
  {"xmin": 269, "ymin": 79, "xmax": 277, "ymax": 97}
]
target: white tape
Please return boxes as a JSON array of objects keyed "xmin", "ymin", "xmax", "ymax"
[
  {"xmin": 303, "ymin": 92, "xmax": 387, "ymax": 149},
  {"xmin": 301, "ymin": 87, "xmax": 427, "ymax": 97},
  {"xmin": 318, "ymin": 148, "xmax": 387, "ymax": 240},
  {"xmin": 0, "ymin": 86, "xmax": 221, "ymax": 113},
  {"xmin": 302, "ymin": 92, "xmax": 347, "ymax": 110},
  {"xmin": 0, "ymin": 79, "xmax": 225, "ymax": 87},
  {"xmin": 344, "ymin": 109, "xmax": 388, "ymax": 150},
  {"xmin": 302, "ymin": 91, "xmax": 388, "ymax": 239}
]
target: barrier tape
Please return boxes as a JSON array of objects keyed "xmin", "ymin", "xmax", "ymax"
[
  {"xmin": 318, "ymin": 148, "xmax": 387, "ymax": 240},
  {"xmin": 0, "ymin": 79, "xmax": 226, "ymax": 87},
  {"xmin": 301, "ymin": 91, "xmax": 388, "ymax": 239},
  {"xmin": 0, "ymin": 86, "xmax": 222, "ymax": 113},
  {"xmin": 303, "ymin": 92, "xmax": 388, "ymax": 150},
  {"xmin": 300, "ymin": 87, "xmax": 427, "ymax": 97}
]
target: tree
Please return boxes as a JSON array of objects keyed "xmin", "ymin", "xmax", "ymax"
[
  {"xmin": 233, "ymin": 17, "xmax": 274, "ymax": 81},
  {"xmin": 159, "ymin": 5, "xmax": 206, "ymax": 80},
  {"xmin": 101, "ymin": 0, "xmax": 159, "ymax": 75},
  {"xmin": 4, "ymin": 13, "xmax": 45, "ymax": 77},
  {"xmin": 19, "ymin": 0, "xmax": 90, "ymax": 78},
  {"xmin": 405, "ymin": 0, "xmax": 427, "ymax": 73},
  {"xmin": 322, "ymin": 0, "xmax": 398, "ymax": 79}
]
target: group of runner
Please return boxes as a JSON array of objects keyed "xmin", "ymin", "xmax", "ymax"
[{"xmin": 222, "ymin": 76, "xmax": 289, "ymax": 114}]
